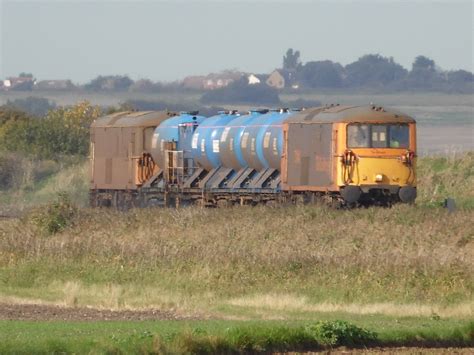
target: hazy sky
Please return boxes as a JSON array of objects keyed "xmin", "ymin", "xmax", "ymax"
[{"xmin": 0, "ymin": 0, "xmax": 472, "ymax": 83}]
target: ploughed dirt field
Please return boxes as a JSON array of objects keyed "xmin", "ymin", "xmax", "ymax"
[
  {"xmin": 300, "ymin": 348, "xmax": 474, "ymax": 354},
  {"xmin": 0, "ymin": 303, "xmax": 202, "ymax": 321}
]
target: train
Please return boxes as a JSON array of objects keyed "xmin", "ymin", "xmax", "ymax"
[{"xmin": 89, "ymin": 105, "xmax": 417, "ymax": 209}]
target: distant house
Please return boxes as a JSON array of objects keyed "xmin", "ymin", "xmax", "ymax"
[
  {"xmin": 35, "ymin": 80, "xmax": 75, "ymax": 91},
  {"xmin": 203, "ymin": 77, "xmax": 233, "ymax": 90},
  {"xmin": 203, "ymin": 71, "xmax": 243, "ymax": 90},
  {"xmin": 2, "ymin": 76, "xmax": 35, "ymax": 91},
  {"xmin": 182, "ymin": 71, "xmax": 244, "ymax": 90},
  {"xmin": 266, "ymin": 70, "xmax": 285, "ymax": 89},
  {"xmin": 247, "ymin": 74, "xmax": 261, "ymax": 85}
]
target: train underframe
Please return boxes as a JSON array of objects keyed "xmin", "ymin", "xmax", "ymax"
[
  {"xmin": 89, "ymin": 165, "xmax": 414, "ymax": 209},
  {"xmin": 89, "ymin": 186, "xmax": 409, "ymax": 210}
]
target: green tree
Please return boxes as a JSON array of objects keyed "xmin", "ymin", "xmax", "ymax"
[
  {"xmin": 412, "ymin": 56, "xmax": 435, "ymax": 71},
  {"xmin": 283, "ymin": 48, "xmax": 301, "ymax": 71},
  {"xmin": 408, "ymin": 55, "xmax": 444, "ymax": 89},
  {"xmin": 345, "ymin": 54, "xmax": 407, "ymax": 87},
  {"xmin": 5, "ymin": 97, "xmax": 56, "ymax": 117},
  {"xmin": 298, "ymin": 61, "xmax": 344, "ymax": 88},
  {"xmin": 84, "ymin": 75, "xmax": 134, "ymax": 91},
  {"xmin": 447, "ymin": 69, "xmax": 473, "ymax": 83}
]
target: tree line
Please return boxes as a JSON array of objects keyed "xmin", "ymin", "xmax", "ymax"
[
  {"xmin": 4, "ymin": 51, "xmax": 472, "ymax": 94},
  {"xmin": 282, "ymin": 49, "xmax": 473, "ymax": 93}
]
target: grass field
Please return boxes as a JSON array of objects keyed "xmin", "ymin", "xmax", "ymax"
[
  {"xmin": 0, "ymin": 154, "xmax": 472, "ymax": 353},
  {"xmin": 0, "ymin": 319, "xmax": 472, "ymax": 354}
]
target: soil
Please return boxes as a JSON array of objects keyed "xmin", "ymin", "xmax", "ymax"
[
  {"xmin": 0, "ymin": 302, "xmax": 202, "ymax": 321},
  {"xmin": 292, "ymin": 348, "xmax": 474, "ymax": 354}
]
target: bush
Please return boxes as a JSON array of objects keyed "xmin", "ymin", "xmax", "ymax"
[
  {"xmin": 0, "ymin": 107, "xmax": 32, "ymax": 126},
  {"xmin": 0, "ymin": 153, "xmax": 59, "ymax": 191},
  {"xmin": 168, "ymin": 321, "xmax": 378, "ymax": 353},
  {"xmin": 0, "ymin": 101, "xmax": 101, "ymax": 160},
  {"xmin": 0, "ymin": 153, "xmax": 24, "ymax": 190},
  {"xmin": 4, "ymin": 97, "xmax": 56, "ymax": 117},
  {"xmin": 84, "ymin": 75, "xmax": 133, "ymax": 91},
  {"xmin": 305, "ymin": 320, "xmax": 377, "ymax": 347},
  {"xmin": 31, "ymin": 193, "xmax": 77, "ymax": 235}
]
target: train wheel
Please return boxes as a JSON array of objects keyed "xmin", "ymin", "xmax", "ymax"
[
  {"xmin": 146, "ymin": 198, "xmax": 163, "ymax": 208},
  {"xmin": 265, "ymin": 200, "xmax": 278, "ymax": 207},
  {"xmin": 216, "ymin": 199, "xmax": 232, "ymax": 208},
  {"xmin": 194, "ymin": 198, "xmax": 205, "ymax": 208}
]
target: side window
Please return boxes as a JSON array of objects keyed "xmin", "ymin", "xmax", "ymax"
[{"xmin": 348, "ymin": 124, "xmax": 370, "ymax": 148}]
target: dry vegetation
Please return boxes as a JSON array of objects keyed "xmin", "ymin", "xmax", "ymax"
[
  {"xmin": 416, "ymin": 152, "xmax": 474, "ymax": 207},
  {"xmin": 1, "ymin": 203, "xmax": 472, "ymax": 314},
  {"xmin": 0, "ymin": 153, "xmax": 472, "ymax": 353},
  {"xmin": 0, "ymin": 153, "xmax": 472, "ymax": 320},
  {"xmin": 0, "ymin": 158, "xmax": 89, "ymax": 215}
]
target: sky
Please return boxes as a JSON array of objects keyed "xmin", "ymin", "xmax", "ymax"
[{"xmin": 0, "ymin": 0, "xmax": 472, "ymax": 83}]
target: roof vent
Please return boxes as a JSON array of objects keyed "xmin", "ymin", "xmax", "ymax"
[
  {"xmin": 270, "ymin": 108, "xmax": 290, "ymax": 113},
  {"xmin": 218, "ymin": 110, "xmax": 239, "ymax": 115},
  {"xmin": 180, "ymin": 110, "xmax": 199, "ymax": 116},
  {"xmin": 250, "ymin": 109, "xmax": 269, "ymax": 114},
  {"xmin": 370, "ymin": 105, "xmax": 385, "ymax": 112}
]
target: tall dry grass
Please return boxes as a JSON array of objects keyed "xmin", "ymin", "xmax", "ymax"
[
  {"xmin": 417, "ymin": 152, "xmax": 473, "ymax": 207},
  {"xmin": 0, "ymin": 204, "xmax": 472, "ymax": 309},
  {"xmin": 0, "ymin": 157, "xmax": 88, "ymax": 215},
  {"xmin": 0, "ymin": 154, "xmax": 472, "ymax": 315}
]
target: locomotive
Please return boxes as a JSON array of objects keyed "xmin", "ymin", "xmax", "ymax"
[{"xmin": 89, "ymin": 105, "xmax": 417, "ymax": 208}]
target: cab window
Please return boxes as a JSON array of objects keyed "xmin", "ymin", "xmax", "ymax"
[
  {"xmin": 389, "ymin": 124, "xmax": 409, "ymax": 148},
  {"xmin": 371, "ymin": 125, "xmax": 387, "ymax": 148},
  {"xmin": 347, "ymin": 124, "xmax": 370, "ymax": 148},
  {"xmin": 347, "ymin": 124, "xmax": 409, "ymax": 148}
]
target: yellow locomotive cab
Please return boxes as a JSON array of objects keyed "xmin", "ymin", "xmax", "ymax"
[
  {"xmin": 281, "ymin": 105, "xmax": 417, "ymax": 206},
  {"xmin": 338, "ymin": 120, "xmax": 417, "ymax": 204}
]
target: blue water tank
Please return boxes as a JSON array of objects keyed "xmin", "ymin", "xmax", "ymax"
[
  {"xmin": 241, "ymin": 109, "xmax": 295, "ymax": 171},
  {"xmin": 219, "ymin": 110, "xmax": 267, "ymax": 171},
  {"xmin": 191, "ymin": 111, "xmax": 240, "ymax": 170},
  {"xmin": 151, "ymin": 112, "xmax": 205, "ymax": 168}
]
